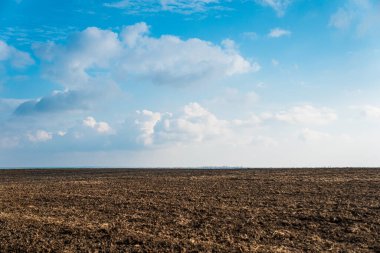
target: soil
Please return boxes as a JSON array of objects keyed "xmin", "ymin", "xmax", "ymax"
[{"xmin": 0, "ymin": 168, "xmax": 379, "ymax": 252}]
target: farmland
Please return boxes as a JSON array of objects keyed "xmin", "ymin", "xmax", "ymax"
[{"xmin": 0, "ymin": 168, "xmax": 379, "ymax": 252}]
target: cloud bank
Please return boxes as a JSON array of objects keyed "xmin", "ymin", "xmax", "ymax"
[
  {"xmin": 34, "ymin": 23, "xmax": 258, "ymax": 88},
  {"xmin": 14, "ymin": 90, "xmax": 88, "ymax": 116}
]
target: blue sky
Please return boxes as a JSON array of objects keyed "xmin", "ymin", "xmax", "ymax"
[{"xmin": 1, "ymin": 0, "xmax": 380, "ymax": 167}]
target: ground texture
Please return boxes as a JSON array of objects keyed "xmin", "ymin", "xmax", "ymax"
[{"xmin": 0, "ymin": 168, "xmax": 379, "ymax": 252}]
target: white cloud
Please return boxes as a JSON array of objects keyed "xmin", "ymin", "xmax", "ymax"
[
  {"xmin": 271, "ymin": 59, "xmax": 279, "ymax": 66},
  {"xmin": 135, "ymin": 110, "xmax": 163, "ymax": 145},
  {"xmin": 83, "ymin": 116, "xmax": 112, "ymax": 134},
  {"xmin": 0, "ymin": 40, "xmax": 34, "ymax": 68},
  {"xmin": 120, "ymin": 22, "xmax": 149, "ymax": 47},
  {"xmin": 0, "ymin": 136, "xmax": 19, "ymax": 149},
  {"xmin": 118, "ymin": 24, "xmax": 258, "ymax": 84},
  {"xmin": 160, "ymin": 0, "xmax": 220, "ymax": 14},
  {"xmin": 250, "ymin": 135, "xmax": 278, "ymax": 147},
  {"xmin": 34, "ymin": 23, "xmax": 258, "ymax": 88},
  {"xmin": 97, "ymin": 122, "xmax": 112, "ymax": 133},
  {"xmin": 104, "ymin": 0, "xmax": 130, "ymax": 8},
  {"xmin": 264, "ymin": 105, "xmax": 337, "ymax": 125},
  {"xmin": 299, "ymin": 128, "xmax": 353, "ymax": 144},
  {"xmin": 104, "ymin": 0, "xmax": 221, "ymax": 14},
  {"xmin": 33, "ymin": 28, "xmax": 122, "ymax": 88},
  {"xmin": 133, "ymin": 102, "xmax": 284, "ymax": 148},
  {"xmin": 162, "ymin": 102, "xmax": 229, "ymax": 141},
  {"xmin": 329, "ymin": 0, "xmax": 380, "ymax": 36},
  {"xmin": 57, "ymin": 131, "xmax": 67, "ymax": 136},
  {"xmin": 256, "ymin": 0, "xmax": 293, "ymax": 17},
  {"xmin": 27, "ymin": 130, "xmax": 53, "ymax": 142},
  {"xmin": 242, "ymin": 32, "xmax": 258, "ymax": 40},
  {"xmin": 232, "ymin": 114, "xmax": 262, "ymax": 127},
  {"xmin": 0, "ymin": 98, "xmax": 25, "ymax": 115},
  {"xmin": 106, "ymin": 0, "xmax": 295, "ymax": 16},
  {"xmin": 83, "ymin": 116, "xmax": 97, "ymax": 128},
  {"xmin": 299, "ymin": 128, "xmax": 330, "ymax": 142},
  {"xmin": 208, "ymin": 88, "xmax": 259, "ymax": 109},
  {"xmin": 136, "ymin": 103, "xmax": 230, "ymax": 145},
  {"xmin": 133, "ymin": 103, "xmax": 339, "ymax": 148},
  {"xmin": 14, "ymin": 89, "xmax": 89, "ymax": 115},
  {"xmin": 329, "ymin": 8, "xmax": 353, "ymax": 30},
  {"xmin": 268, "ymin": 28, "xmax": 291, "ymax": 38},
  {"xmin": 354, "ymin": 105, "xmax": 380, "ymax": 119}
]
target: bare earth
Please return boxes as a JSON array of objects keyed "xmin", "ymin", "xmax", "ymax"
[{"xmin": 0, "ymin": 168, "xmax": 379, "ymax": 252}]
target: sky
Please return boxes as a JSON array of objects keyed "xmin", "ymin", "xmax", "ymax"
[{"xmin": 1, "ymin": 0, "xmax": 380, "ymax": 167}]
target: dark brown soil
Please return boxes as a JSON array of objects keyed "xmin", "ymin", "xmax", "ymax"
[{"xmin": 0, "ymin": 168, "xmax": 379, "ymax": 252}]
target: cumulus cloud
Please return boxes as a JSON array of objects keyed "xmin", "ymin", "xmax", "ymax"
[
  {"xmin": 263, "ymin": 105, "xmax": 337, "ymax": 125},
  {"xmin": 27, "ymin": 130, "xmax": 53, "ymax": 142},
  {"xmin": 34, "ymin": 23, "xmax": 258, "ymax": 88},
  {"xmin": 0, "ymin": 40, "xmax": 34, "ymax": 68},
  {"xmin": 83, "ymin": 116, "xmax": 113, "ymax": 134},
  {"xmin": 268, "ymin": 28, "xmax": 291, "ymax": 38},
  {"xmin": 33, "ymin": 28, "xmax": 122, "ymax": 88},
  {"xmin": 256, "ymin": 0, "xmax": 293, "ymax": 17},
  {"xmin": 104, "ymin": 0, "xmax": 221, "ymax": 14},
  {"xmin": 3, "ymin": 98, "xmax": 347, "ymax": 157},
  {"xmin": 132, "ymin": 103, "xmax": 339, "ymax": 148},
  {"xmin": 158, "ymin": 102, "xmax": 229, "ymax": 143},
  {"xmin": 57, "ymin": 131, "xmax": 67, "ymax": 136},
  {"xmin": 135, "ymin": 110, "xmax": 163, "ymax": 145},
  {"xmin": 135, "ymin": 103, "xmax": 230, "ymax": 145},
  {"xmin": 118, "ymin": 24, "xmax": 258, "ymax": 85},
  {"xmin": 120, "ymin": 22, "xmax": 149, "ymax": 47}
]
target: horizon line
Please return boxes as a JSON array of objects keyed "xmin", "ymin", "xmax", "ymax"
[{"xmin": 1, "ymin": 166, "xmax": 379, "ymax": 170}]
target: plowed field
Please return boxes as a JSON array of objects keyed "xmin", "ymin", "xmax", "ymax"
[{"xmin": 0, "ymin": 168, "xmax": 379, "ymax": 252}]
